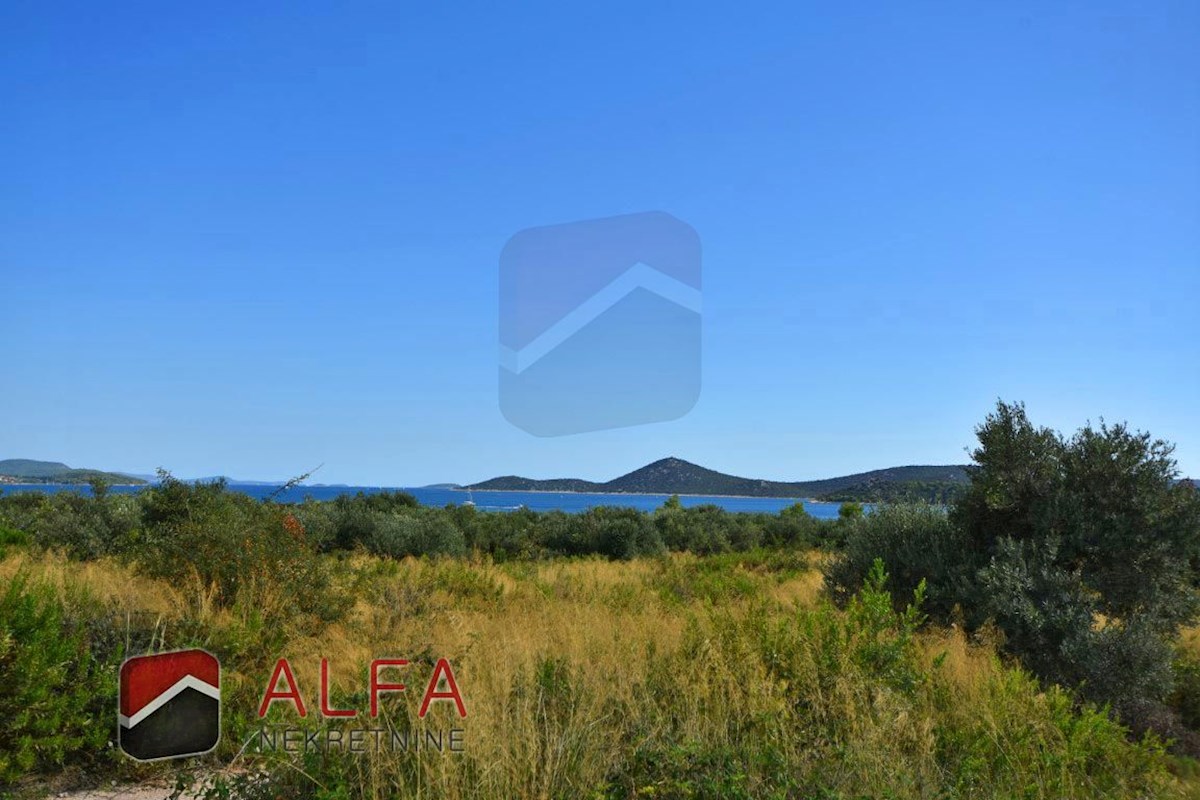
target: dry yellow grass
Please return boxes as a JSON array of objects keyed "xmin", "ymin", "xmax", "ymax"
[
  {"xmin": 1181, "ymin": 625, "xmax": 1200, "ymax": 659},
  {"xmin": 4, "ymin": 548, "xmax": 1189, "ymax": 799},
  {"xmin": 0, "ymin": 550, "xmax": 180, "ymax": 617},
  {"xmin": 1, "ymin": 549, "xmax": 824, "ymax": 797}
]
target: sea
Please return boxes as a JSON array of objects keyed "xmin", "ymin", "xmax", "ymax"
[{"xmin": 0, "ymin": 483, "xmax": 847, "ymax": 519}]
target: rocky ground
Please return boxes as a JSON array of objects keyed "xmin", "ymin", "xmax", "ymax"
[{"xmin": 45, "ymin": 786, "xmax": 177, "ymax": 800}]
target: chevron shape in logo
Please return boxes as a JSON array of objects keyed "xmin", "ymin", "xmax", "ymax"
[
  {"xmin": 499, "ymin": 212, "xmax": 702, "ymax": 436},
  {"xmin": 119, "ymin": 649, "xmax": 220, "ymax": 761}
]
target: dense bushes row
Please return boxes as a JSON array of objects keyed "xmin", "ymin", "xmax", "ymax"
[
  {"xmin": 0, "ymin": 480, "xmax": 840, "ymax": 580},
  {"xmin": 826, "ymin": 401, "xmax": 1200, "ymax": 753}
]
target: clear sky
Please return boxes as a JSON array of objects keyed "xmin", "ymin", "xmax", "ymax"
[{"xmin": 2, "ymin": 1, "xmax": 1197, "ymax": 485}]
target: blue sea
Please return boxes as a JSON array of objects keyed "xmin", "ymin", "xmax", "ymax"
[{"xmin": 0, "ymin": 483, "xmax": 846, "ymax": 519}]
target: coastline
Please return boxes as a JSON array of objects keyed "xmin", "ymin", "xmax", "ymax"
[
  {"xmin": 452, "ymin": 487, "xmax": 819, "ymax": 502},
  {"xmin": 0, "ymin": 481, "xmax": 147, "ymax": 487}
]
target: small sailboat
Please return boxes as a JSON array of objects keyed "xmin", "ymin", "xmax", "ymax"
[{"xmin": 463, "ymin": 486, "xmax": 476, "ymax": 507}]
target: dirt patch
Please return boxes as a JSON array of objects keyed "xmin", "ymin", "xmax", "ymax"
[{"xmin": 45, "ymin": 784, "xmax": 179, "ymax": 800}]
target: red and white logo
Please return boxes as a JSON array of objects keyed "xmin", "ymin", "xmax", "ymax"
[{"xmin": 119, "ymin": 649, "xmax": 220, "ymax": 761}]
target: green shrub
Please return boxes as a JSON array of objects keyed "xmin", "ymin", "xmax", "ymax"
[
  {"xmin": 827, "ymin": 402, "xmax": 1200, "ymax": 748},
  {"xmin": 760, "ymin": 503, "xmax": 823, "ymax": 549},
  {"xmin": 0, "ymin": 575, "xmax": 112, "ymax": 783},
  {"xmin": 367, "ymin": 510, "xmax": 465, "ymax": 559},
  {"xmin": 134, "ymin": 476, "xmax": 347, "ymax": 623},
  {"xmin": 837, "ymin": 501, "xmax": 864, "ymax": 521},
  {"xmin": 21, "ymin": 490, "xmax": 140, "ymax": 560},
  {"xmin": 964, "ymin": 404, "xmax": 1200, "ymax": 736},
  {"xmin": 1171, "ymin": 651, "xmax": 1200, "ymax": 732},
  {"xmin": 652, "ymin": 556, "xmax": 760, "ymax": 605},
  {"xmin": 550, "ymin": 507, "xmax": 664, "ymax": 559},
  {"xmin": 0, "ymin": 524, "xmax": 29, "ymax": 559},
  {"xmin": 0, "ymin": 493, "xmax": 45, "ymax": 542},
  {"xmin": 824, "ymin": 503, "xmax": 971, "ymax": 619},
  {"xmin": 655, "ymin": 503, "xmax": 737, "ymax": 554}
]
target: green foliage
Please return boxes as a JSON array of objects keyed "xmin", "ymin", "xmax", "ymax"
[
  {"xmin": 0, "ymin": 535, "xmax": 1184, "ymax": 797},
  {"xmin": 521, "ymin": 507, "xmax": 660, "ymax": 559},
  {"xmin": 820, "ymin": 478, "xmax": 967, "ymax": 504},
  {"xmin": 0, "ymin": 493, "xmax": 42, "ymax": 539},
  {"xmin": 135, "ymin": 475, "xmax": 348, "ymax": 622},
  {"xmin": 600, "ymin": 741, "xmax": 778, "ymax": 800},
  {"xmin": 0, "ymin": 475, "xmax": 839, "ymax": 570},
  {"xmin": 825, "ymin": 503, "xmax": 970, "ymax": 619},
  {"xmin": 652, "ymin": 502, "xmax": 806, "ymax": 555},
  {"xmin": 18, "ymin": 490, "xmax": 141, "ymax": 560},
  {"xmin": 366, "ymin": 509, "xmax": 466, "ymax": 559},
  {"xmin": 763, "ymin": 560, "xmax": 929, "ymax": 702},
  {"xmin": 0, "ymin": 575, "xmax": 112, "ymax": 783},
  {"xmin": 1169, "ymin": 650, "xmax": 1200, "ymax": 744},
  {"xmin": 0, "ymin": 524, "xmax": 29, "ymax": 559},
  {"xmin": 604, "ymin": 560, "xmax": 1171, "ymax": 800},
  {"xmin": 353, "ymin": 489, "xmax": 420, "ymax": 512},
  {"xmin": 0, "ymin": 458, "xmax": 146, "ymax": 485},
  {"xmin": 826, "ymin": 400, "xmax": 1200, "ymax": 746},
  {"xmin": 470, "ymin": 456, "xmax": 972, "ymax": 499},
  {"xmin": 844, "ymin": 559, "xmax": 928, "ymax": 692},
  {"xmin": 962, "ymin": 403, "xmax": 1200, "ymax": 725},
  {"xmin": 837, "ymin": 501, "xmax": 863, "ymax": 522},
  {"xmin": 652, "ymin": 556, "xmax": 761, "ymax": 605}
]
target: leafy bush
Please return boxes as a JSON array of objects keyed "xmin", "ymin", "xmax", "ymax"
[
  {"xmin": 537, "ymin": 507, "xmax": 664, "ymax": 559},
  {"xmin": 0, "ymin": 493, "xmax": 45, "ymax": 542},
  {"xmin": 19, "ymin": 490, "xmax": 140, "ymax": 560},
  {"xmin": 963, "ymin": 404, "xmax": 1200, "ymax": 727},
  {"xmin": 837, "ymin": 501, "xmax": 864, "ymax": 521},
  {"xmin": 824, "ymin": 503, "xmax": 970, "ymax": 619},
  {"xmin": 826, "ymin": 401, "xmax": 1200, "ymax": 747},
  {"xmin": 134, "ymin": 476, "xmax": 347, "ymax": 622},
  {"xmin": 1167, "ymin": 650, "xmax": 1200, "ymax": 754},
  {"xmin": 0, "ymin": 524, "xmax": 29, "ymax": 559},
  {"xmin": 760, "ymin": 502, "xmax": 824, "ymax": 549},
  {"xmin": 367, "ymin": 510, "xmax": 465, "ymax": 559},
  {"xmin": 655, "ymin": 501, "xmax": 743, "ymax": 554},
  {"xmin": 652, "ymin": 556, "xmax": 760, "ymax": 604},
  {"xmin": 0, "ymin": 575, "xmax": 112, "ymax": 783}
]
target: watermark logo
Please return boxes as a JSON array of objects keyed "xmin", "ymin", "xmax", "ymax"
[
  {"xmin": 499, "ymin": 211, "xmax": 702, "ymax": 436},
  {"xmin": 253, "ymin": 658, "xmax": 467, "ymax": 754},
  {"xmin": 119, "ymin": 649, "xmax": 220, "ymax": 761}
]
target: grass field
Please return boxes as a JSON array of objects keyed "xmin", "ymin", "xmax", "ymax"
[{"xmin": 5, "ymin": 546, "xmax": 1198, "ymax": 799}]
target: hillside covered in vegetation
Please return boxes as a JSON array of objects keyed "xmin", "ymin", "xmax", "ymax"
[
  {"xmin": 470, "ymin": 456, "xmax": 970, "ymax": 501},
  {"xmin": 0, "ymin": 459, "xmax": 145, "ymax": 486}
]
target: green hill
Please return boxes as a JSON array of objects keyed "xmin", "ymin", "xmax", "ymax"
[
  {"xmin": 465, "ymin": 475, "xmax": 605, "ymax": 492},
  {"xmin": 468, "ymin": 457, "xmax": 970, "ymax": 501},
  {"xmin": 0, "ymin": 459, "xmax": 147, "ymax": 485}
]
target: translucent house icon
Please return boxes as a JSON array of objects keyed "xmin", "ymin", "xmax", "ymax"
[{"xmin": 499, "ymin": 211, "xmax": 702, "ymax": 436}]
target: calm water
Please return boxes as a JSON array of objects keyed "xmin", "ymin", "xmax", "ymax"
[{"xmin": 0, "ymin": 483, "xmax": 846, "ymax": 519}]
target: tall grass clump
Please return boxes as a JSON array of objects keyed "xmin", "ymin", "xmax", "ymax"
[{"xmin": 180, "ymin": 559, "xmax": 1178, "ymax": 800}]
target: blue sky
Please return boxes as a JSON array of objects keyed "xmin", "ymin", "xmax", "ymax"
[{"xmin": 2, "ymin": 1, "xmax": 1197, "ymax": 484}]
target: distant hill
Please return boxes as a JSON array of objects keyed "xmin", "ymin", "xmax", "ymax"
[
  {"xmin": 468, "ymin": 457, "xmax": 971, "ymax": 501},
  {"xmin": 183, "ymin": 476, "xmax": 285, "ymax": 486},
  {"xmin": 819, "ymin": 479, "xmax": 969, "ymax": 504},
  {"xmin": 470, "ymin": 475, "xmax": 606, "ymax": 493},
  {"xmin": 0, "ymin": 458, "xmax": 147, "ymax": 485}
]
